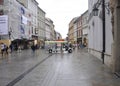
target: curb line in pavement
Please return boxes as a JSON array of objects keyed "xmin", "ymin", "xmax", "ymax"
[{"xmin": 6, "ymin": 54, "xmax": 53, "ymax": 86}]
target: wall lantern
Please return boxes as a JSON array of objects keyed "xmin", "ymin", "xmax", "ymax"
[{"xmin": 93, "ymin": 7, "xmax": 99, "ymax": 16}]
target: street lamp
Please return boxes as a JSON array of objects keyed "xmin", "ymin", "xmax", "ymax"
[
  {"xmin": 93, "ymin": 0, "xmax": 106, "ymax": 64},
  {"xmin": 93, "ymin": 6, "xmax": 99, "ymax": 16}
]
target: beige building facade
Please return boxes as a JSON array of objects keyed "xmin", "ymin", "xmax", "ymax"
[
  {"xmin": 68, "ymin": 17, "xmax": 78, "ymax": 44},
  {"xmin": 76, "ymin": 16, "xmax": 83, "ymax": 45},
  {"xmin": 81, "ymin": 10, "xmax": 88, "ymax": 47}
]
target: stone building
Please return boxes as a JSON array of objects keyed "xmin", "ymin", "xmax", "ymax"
[
  {"xmin": 110, "ymin": 0, "xmax": 120, "ymax": 74},
  {"xmin": 45, "ymin": 18, "xmax": 55, "ymax": 41},
  {"xmin": 76, "ymin": 16, "xmax": 82, "ymax": 45},
  {"xmin": 81, "ymin": 10, "xmax": 88, "ymax": 47},
  {"xmin": 0, "ymin": 0, "xmax": 30, "ymax": 41},
  {"xmin": 56, "ymin": 31, "xmax": 62, "ymax": 40},
  {"xmin": 27, "ymin": 0, "xmax": 38, "ymax": 40},
  {"xmin": 68, "ymin": 17, "xmax": 78, "ymax": 44},
  {"xmin": 68, "ymin": 10, "xmax": 88, "ymax": 46},
  {"xmin": 0, "ymin": 0, "xmax": 48, "ymax": 47},
  {"xmin": 37, "ymin": 6, "xmax": 46, "ymax": 44},
  {"xmin": 88, "ymin": 0, "xmax": 113, "ymax": 69}
]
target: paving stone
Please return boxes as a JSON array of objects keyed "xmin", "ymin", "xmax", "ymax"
[{"xmin": 0, "ymin": 49, "xmax": 120, "ymax": 86}]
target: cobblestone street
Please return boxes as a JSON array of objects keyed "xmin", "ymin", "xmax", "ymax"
[{"xmin": 0, "ymin": 49, "xmax": 120, "ymax": 86}]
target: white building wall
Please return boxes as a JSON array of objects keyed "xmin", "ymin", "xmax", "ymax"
[
  {"xmin": 46, "ymin": 25, "xmax": 51, "ymax": 40},
  {"xmin": 37, "ymin": 7, "xmax": 46, "ymax": 41},
  {"xmin": 45, "ymin": 18, "xmax": 53, "ymax": 40},
  {"xmin": 88, "ymin": 0, "xmax": 113, "ymax": 68},
  {"xmin": 105, "ymin": 0, "xmax": 113, "ymax": 55},
  {"xmin": 3, "ymin": 0, "xmax": 22, "ymax": 40},
  {"xmin": 28, "ymin": 0, "xmax": 38, "ymax": 36}
]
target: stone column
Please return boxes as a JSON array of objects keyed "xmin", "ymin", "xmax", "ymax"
[{"xmin": 111, "ymin": 0, "xmax": 120, "ymax": 72}]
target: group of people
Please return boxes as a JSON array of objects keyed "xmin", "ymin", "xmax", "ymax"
[{"xmin": 0, "ymin": 42, "xmax": 23, "ymax": 56}]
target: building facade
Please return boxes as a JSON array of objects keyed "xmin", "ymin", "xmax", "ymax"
[
  {"xmin": 28, "ymin": 0, "xmax": 38, "ymax": 40},
  {"xmin": 81, "ymin": 10, "xmax": 88, "ymax": 47},
  {"xmin": 88, "ymin": 0, "xmax": 113, "ymax": 69},
  {"xmin": 45, "ymin": 18, "xmax": 55, "ymax": 41},
  {"xmin": 76, "ymin": 16, "xmax": 83, "ymax": 45},
  {"xmin": 110, "ymin": 0, "xmax": 120, "ymax": 73},
  {"xmin": 37, "ymin": 6, "xmax": 46, "ymax": 44},
  {"xmin": 0, "ymin": 0, "xmax": 47, "ymax": 46},
  {"xmin": 0, "ymin": 0, "xmax": 62, "ymax": 49},
  {"xmin": 68, "ymin": 12, "xmax": 89, "ymax": 46},
  {"xmin": 68, "ymin": 17, "xmax": 78, "ymax": 44},
  {"xmin": 0, "ymin": 0, "xmax": 30, "ymax": 41},
  {"xmin": 56, "ymin": 31, "xmax": 62, "ymax": 40}
]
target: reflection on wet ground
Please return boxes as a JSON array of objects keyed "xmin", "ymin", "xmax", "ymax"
[{"xmin": 0, "ymin": 49, "xmax": 120, "ymax": 86}]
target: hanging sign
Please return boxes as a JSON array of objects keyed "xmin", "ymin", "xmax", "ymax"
[{"xmin": 22, "ymin": 15, "xmax": 27, "ymax": 25}]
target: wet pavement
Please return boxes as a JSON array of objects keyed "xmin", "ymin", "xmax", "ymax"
[{"xmin": 0, "ymin": 49, "xmax": 120, "ymax": 86}]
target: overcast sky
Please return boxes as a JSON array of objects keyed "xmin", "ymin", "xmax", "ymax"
[{"xmin": 36, "ymin": 0, "xmax": 88, "ymax": 38}]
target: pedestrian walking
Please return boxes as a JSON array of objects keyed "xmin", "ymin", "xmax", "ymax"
[
  {"xmin": 31, "ymin": 44, "xmax": 36, "ymax": 52},
  {"xmin": 9, "ymin": 43, "xmax": 14, "ymax": 53},
  {"xmin": 4, "ymin": 44, "xmax": 8, "ymax": 55},
  {"xmin": 0, "ymin": 43, "xmax": 5, "ymax": 56}
]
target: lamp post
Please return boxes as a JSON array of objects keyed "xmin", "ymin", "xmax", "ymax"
[
  {"xmin": 102, "ymin": 0, "xmax": 105, "ymax": 64},
  {"xmin": 93, "ymin": 0, "xmax": 106, "ymax": 64}
]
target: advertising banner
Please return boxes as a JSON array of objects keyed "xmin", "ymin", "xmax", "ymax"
[
  {"xmin": 22, "ymin": 15, "xmax": 27, "ymax": 25},
  {"xmin": 0, "ymin": 15, "xmax": 8, "ymax": 35}
]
